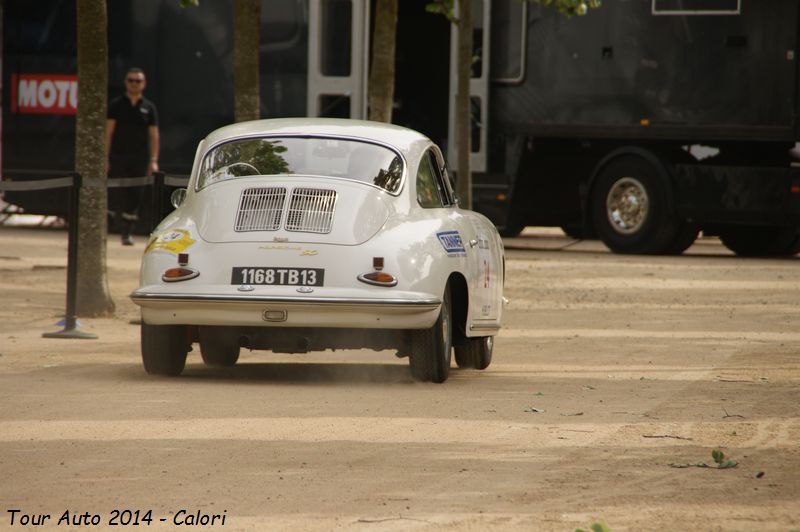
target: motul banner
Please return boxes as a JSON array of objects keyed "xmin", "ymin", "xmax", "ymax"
[{"xmin": 10, "ymin": 74, "xmax": 78, "ymax": 115}]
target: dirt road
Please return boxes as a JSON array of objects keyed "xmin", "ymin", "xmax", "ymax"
[{"xmin": 1, "ymin": 227, "xmax": 798, "ymax": 531}]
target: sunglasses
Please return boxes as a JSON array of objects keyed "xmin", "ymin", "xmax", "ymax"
[{"xmin": 126, "ymin": 78, "xmax": 144, "ymax": 83}]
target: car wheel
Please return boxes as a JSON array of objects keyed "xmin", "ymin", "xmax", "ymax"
[
  {"xmin": 454, "ymin": 335, "xmax": 493, "ymax": 370},
  {"xmin": 590, "ymin": 156, "xmax": 679, "ymax": 254},
  {"xmin": 198, "ymin": 327, "xmax": 240, "ymax": 367},
  {"xmin": 141, "ymin": 323, "xmax": 189, "ymax": 376},
  {"xmin": 409, "ymin": 284, "xmax": 453, "ymax": 383},
  {"xmin": 719, "ymin": 226, "xmax": 800, "ymax": 256}
]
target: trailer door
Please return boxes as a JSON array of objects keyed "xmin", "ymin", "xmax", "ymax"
[
  {"xmin": 307, "ymin": 0, "xmax": 370, "ymax": 118},
  {"xmin": 447, "ymin": 0, "xmax": 491, "ymax": 173}
]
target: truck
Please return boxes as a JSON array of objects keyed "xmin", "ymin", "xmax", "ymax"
[
  {"xmin": 476, "ymin": 0, "xmax": 800, "ymax": 256},
  {"xmin": 4, "ymin": 0, "xmax": 800, "ymax": 256}
]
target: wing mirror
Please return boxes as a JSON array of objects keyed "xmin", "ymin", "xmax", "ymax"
[{"xmin": 170, "ymin": 188, "xmax": 187, "ymax": 208}]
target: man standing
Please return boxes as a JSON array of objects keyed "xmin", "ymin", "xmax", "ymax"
[{"xmin": 106, "ymin": 67, "xmax": 160, "ymax": 245}]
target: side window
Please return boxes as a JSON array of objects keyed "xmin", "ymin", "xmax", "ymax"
[
  {"xmin": 428, "ymin": 150, "xmax": 454, "ymax": 206},
  {"xmin": 416, "ymin": 152, "xmax": 441, "ymax": 208}
]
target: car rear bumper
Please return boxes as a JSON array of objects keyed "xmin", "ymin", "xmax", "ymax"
[{"xmin": 131, "ymin": 288, "xmax": 441, "ymax": 329}]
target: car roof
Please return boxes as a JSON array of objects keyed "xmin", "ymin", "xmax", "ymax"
[{"xmin": 202, "ymin": 118, "xmax": 432, "ymax": 153}]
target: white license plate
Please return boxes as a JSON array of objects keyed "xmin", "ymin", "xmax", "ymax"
[{"xmin": 231, "ymin": 267, "xmax": 324, "ymax": 286}]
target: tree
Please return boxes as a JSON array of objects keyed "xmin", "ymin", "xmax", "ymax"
[
  {"xmin": 428, "ymin": 0, "xmax": 600, "ymax": 210},
  {"xmin": 75, "ymin": 0, "xmax": 114, "ymax": 316},
  {"xmin": 368, "ymin": 0, "xmax": 398, "ymax": 123},
  {"xmin": 233, "ymin": 0, "xmax": 261, "ymax": 122}
]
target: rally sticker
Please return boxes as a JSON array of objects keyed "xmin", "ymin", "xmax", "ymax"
[
  {"xmin": 145, "ymin": 229, "xmax": 196, "ymax": 254},
  {"xmin": 437, "ymin": 230, "xmax": 466, "ymax": 254}
]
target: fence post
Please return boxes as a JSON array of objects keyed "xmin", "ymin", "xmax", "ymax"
[{"xmin": 43, "ymin": 172, "xmax": 98, "ymax": 339}]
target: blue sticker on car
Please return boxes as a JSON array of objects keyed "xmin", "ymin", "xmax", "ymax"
[{"xmin": 437, "ymin": 230, "xmax": 466, "ymax": 253}]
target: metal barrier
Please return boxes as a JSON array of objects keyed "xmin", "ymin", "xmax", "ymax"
[{"xmin": 0, "ymin": 171, "xmax": 190, "ymax": 339}]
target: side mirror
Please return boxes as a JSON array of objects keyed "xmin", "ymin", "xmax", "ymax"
[{"xmin": 170, "ymin": 188, "xmax": 187, "ymax": 209}]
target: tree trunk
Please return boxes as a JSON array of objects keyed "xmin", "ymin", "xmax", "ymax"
[
  {"xmin": 75, "ymin": 0, "xmax": 115, "ymax": 316},
  {"xmin": 368, "ymin": 0, "xmax": 398, "ymax": 123},
  {"xmin": 455, "ymin": 0, "xmax": 472, "ymax": 209},
  {"xmin": 234, "ymin": 0, "xmax": 261, "ymax": 122}
]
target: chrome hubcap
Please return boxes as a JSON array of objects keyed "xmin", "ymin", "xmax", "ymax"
[{"xmin": 606, "ymin": 177, "xmax": 649, "ymax": 235}]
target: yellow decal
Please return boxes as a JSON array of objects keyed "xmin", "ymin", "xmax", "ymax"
[{"xmin": 146, "ymin": 229, "xmax": 196, "ymax": 254}]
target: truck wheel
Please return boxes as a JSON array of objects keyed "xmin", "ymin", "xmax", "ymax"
[
  {"xmin": 409, "ymin": 284, "xmax": 453, "ymax": 383},
  {"xmin": 198, "ymin": 327, "xmax": 240, "ymax": 367},
  {"xmin": 499, "ymin": 224, "xmax": 524, "ymax": 237},
  {"xmin": 141, "ymin": 323, "xmax": 188, "ymax": 376},
  {"xmin": 454, "ymin": 335, "xmax": 493, "ymax": 370},
  {"xmin": 664, "ymin": 222, "xmax": 699, "ymax": 255},
  {"xmin": 591, "ymin": 156, "xmax": 678, "ymax": 254},
  {"xmin": 560, "ymin": 225, "xmax": 584, "ymax": 239},
  {"xmin": 719, "ymin": 226, "xmax": 800, "ymax": 256}
]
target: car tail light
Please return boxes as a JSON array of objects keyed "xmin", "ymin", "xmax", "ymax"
[
  {"xmin": 162, "ymin": 267, "xmax": 199, "ymax": 282},
  {"xmin": 162, "ymin": 254, "xmax": 199, "ymax": 282},
  {"xmin": 358, "ymin": 272, "xmax": 397, "ymax": 287},
  {"xmin": 358, "ymin": 257, "xmax": 396, "ymax": 286}
]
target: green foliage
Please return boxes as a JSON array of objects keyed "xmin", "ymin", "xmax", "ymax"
[
  {"xmin": 425, "ymin": 0, "xmax": 455, "ymax": 21},
  {"xmin": 179, "ymin": 0, "xmax": 199, "ymax": 7},
  {"xmin": 712, "ymin": 449, "xmax": 738, "ymax": 469},
  {"xmin": 576, "ymin": 522, "xmax": 612, "ymax": 532},
  {"xmin": 534, "ymin": 0, "xmax": 602, "ymax": 17},
  {"xmin": 670, "ymin": 449, "xmax": 738, "ymax": 469}
]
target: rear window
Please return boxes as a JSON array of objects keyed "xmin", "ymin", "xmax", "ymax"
[{"xmin": 197, "ymin": 136, "xmax": 404, "ymax": 193}]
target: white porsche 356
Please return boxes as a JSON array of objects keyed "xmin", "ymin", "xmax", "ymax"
[{"xmin": 131, "ymin": 118, "xmax": 504, "ymax": 382}]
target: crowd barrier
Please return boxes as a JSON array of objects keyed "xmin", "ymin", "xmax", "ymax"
[{"xmin": 0, "ymin": 172, "xmax": 190, "ymax": 339}]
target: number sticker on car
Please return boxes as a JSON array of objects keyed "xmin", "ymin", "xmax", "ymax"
[{"xmin": 231, "ymin": 267, "xmax": 324, "ymax": 286}]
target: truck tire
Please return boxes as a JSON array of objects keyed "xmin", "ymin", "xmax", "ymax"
[
  {"xmin": 590, "ymin": 156, "xmax": 679, "ymax": 254},
  {"xmin": 719, "ymin": 226, "xmax": 800, "ymax": 256},
  {"xmin": 409, "ymin": 284, "xmax": 453, "ymax": 383},
  {"xmin": 664, "ymin": 223, "xmax": 699, "ymax": 255},
  {"xmin": 141, "ymin": 323, "xmax": 189, "ymax": 376},
  {"xmin": 499, "ymin": 224, "xmax": 524, "ymax": 238},
  {"xmin": 454, "ymin": 335, "xmax": 493, "ymax": 370},
  {"xmin": 198, "ymin": 327, "xmax": 240, "ymax": 367}
]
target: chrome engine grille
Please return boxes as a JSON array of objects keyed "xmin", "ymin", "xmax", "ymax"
[
  {"xmin": 233, "ymin": 187, "xmax": 337, "ymax": 233},
  {"xmin": 234, "ymin": 187, "xmax": 286, "ymax": 232},
  {"xmin": 285, "ymin": 188, "xmax": 337, "ymax": 234}
]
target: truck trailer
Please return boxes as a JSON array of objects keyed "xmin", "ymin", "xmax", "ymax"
[{"xmin": 478, "ymin": 0, "xmax": 800, "ymax": 256}]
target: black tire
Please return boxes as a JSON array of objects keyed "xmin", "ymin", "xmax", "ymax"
[
  {"xmin": 198, "ymin": 327, "xmax": 240, "ymax": 367},
  {"xmin": 409, "ymin": 284, "xmax": 453, "ymax": 383},
  {"xmin": 719, "ymin": 226, "xmax": 800, "ymax": 257},
  {"xmin": 499, "ymin": 224, "xmax": 524, "ymax": 237},
  {"xmin": 590, "ymin": 155, "xmax": 679, "ymax": 254},
  {"xmin": 141, "ymin": 323, "xmax": 189, "ymax": 376},
  {"xmin": 560, "ymin": 225, "xmax": 584, "ymax": 239},
  {"xmin": 454, "ymin": 335, "xmax": 493, "ymax": 370},
  {"xmin": 664, "ymin": 222, "xmax": 699, "ymax": 255}
]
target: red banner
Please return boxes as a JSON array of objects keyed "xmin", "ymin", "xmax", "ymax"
[{"xmin": 11, "ymin": 74, "xmax": 79, "ymax": 115}]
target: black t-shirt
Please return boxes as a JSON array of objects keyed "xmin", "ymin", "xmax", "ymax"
[{"xmin": 108, "ymin": 94, "xmax": 158, "ymax": 163}]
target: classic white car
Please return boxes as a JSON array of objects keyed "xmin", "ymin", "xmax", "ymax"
[{"xmin": 131, "ymin": 118, "xmax": 504, "ymax": 382}]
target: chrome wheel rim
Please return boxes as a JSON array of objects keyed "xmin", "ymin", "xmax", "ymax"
[{"xmin": 606, "ymin": 177, "xmax": 649, "ymax": 235}]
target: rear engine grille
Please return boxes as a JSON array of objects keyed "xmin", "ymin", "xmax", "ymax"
[
  {"xmin": 234, "ymin": 187, "xmax": 286, "ymax": 232},
  {"xmin": 285, "ymin": 188, "xmax": 337, "ymax": 234}
]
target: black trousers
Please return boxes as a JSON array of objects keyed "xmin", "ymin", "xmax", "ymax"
[{"xmin": 108, "ymin": 159, "xmax": 147, "ymax": 221}]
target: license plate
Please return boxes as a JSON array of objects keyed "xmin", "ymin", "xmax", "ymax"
[{"xmin": 231, "ymin": 267, "xmax": 324, "ymax": 286}]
